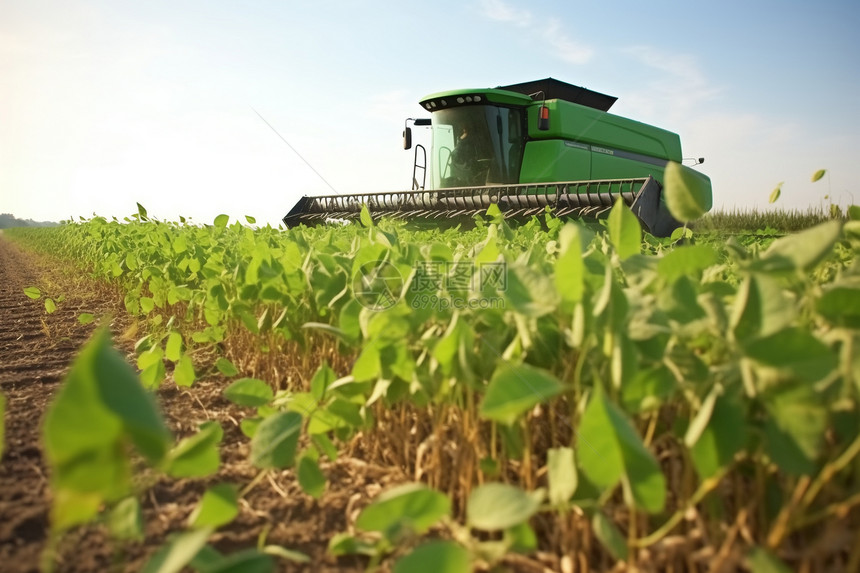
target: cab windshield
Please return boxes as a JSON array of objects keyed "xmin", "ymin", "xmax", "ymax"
[{"xmin": 430, "ymin": 105, "xmax": 525, "ymax": 189}]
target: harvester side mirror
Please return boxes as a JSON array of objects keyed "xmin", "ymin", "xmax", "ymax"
[
  {"xmin": 538, "ymin": 105, "xmax": 550, "ymax": 131},
  {"xmin": 403, "ymin": 127, "xmax": 413, "ymax": 150}
]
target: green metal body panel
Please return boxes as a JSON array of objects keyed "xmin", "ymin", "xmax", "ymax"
[{"xmin": 525, "ymin": 100, "xmax": 682, "ymax": 161}]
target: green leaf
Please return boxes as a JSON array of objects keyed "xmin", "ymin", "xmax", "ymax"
[
  {"xmin": 467, "ymin": 483, "xmax": 543, "ymax": 531},
  {"xmin": 215, "ymin": 357, "xmax": 239, "ymax": 377},
  {"xmin": 173, "ymin": 354, "xmax": 196, "ymax": 387},
  {"xmin": 657, "ymin": 245, "xmax": 718, "ymax": 283},
  {"xmin": 250, "ymin": 411, "xmax": 302, "ymax": 469},
  {"xmin": 811, "ymin": 169, "xmax": 827, "ymax": 183},
  {"xmin": 78, "ymin": 313, "xmax": 95, "ymax": 325},
  {"xmin": 393, "ymin": 541, "xmax": 471, "ymax": 573},
  {"xmin": 165, "ymin": 331, "xmax": 183, "ymax": 362},
  {"xmin": 197, "ymin": 549, "xmax": 274, "ymax": 573},
  {"xmin": 223, "ymin": 378, "xmax": 274, "ymax": 407},
  {"xmin": 359, "ymin": 204, "xmax": 374, "ymax": 228},
  {"xmin": 356, "ymin": 483, "xmax": 450, "ymax": 539},
  {"xmin": 141, "ymin": 527, "xmax": 214, "ymax": 573},
  {"xmin": 44, "ymin": 298, "xmax": 57, "ymax": 314},
  {"xmin": 23, "ymin": 286, "xmax": 41, "ymax": 299},
  {"xmin": 746, "ymin": 546, "xmax": 793, "ymax": 573},
  {"xmin": 663, "ymin": 161, "xmax": 710, "ymax": 222},
  {"xmin": 188, "ymin": 483, "xmax": 238, "ymax": 529},
  {"xmin": 214, "ymin": 214, "xmax": 229, "ymax": 228},
  {"xmin": 817, "ymin": 286, "xmax": 860, "ymax": 328},
  {"xmin": 592, "ymin": 511, "xmax": 628, "ymax": 561},
  {"xmin": 547, "ymin": 447, "xmax": 578, "ymax": 506},
  {"xmin": 297, "ymin": 455, "xmax": 326, "ymax": 499},
  {"xmin": 688, "ymin": 393, "xmax": 747, "ymax": 479},
  {"xmin": 743, "ymin": 327, "xmax": 837, "ymax": 384},
  {"xmin": 165, "ymin": 421, "xmax": 223, "ymax": 478},
  {"xmin": 310, "ymin": 361, "xmax": 336, "ymax": 401},
  {"xmin": 245, "ymin": 215, "xmax": 257, "ymax": 224},
  {"xmin": 762, "ymin": 381, "xmax": 827, "ymax": 476},
  {"xmin": 577, "ymin": 389, "xmax": 666, "ymax": 513},
  {"xmin": 608, "ymin": 197, "xmax": 641, "ymax": 260},
  {"xmin": 43, "ymin": 329, "xmax": 172, "ymax": 532},
  {"xmin": 757, "ymin": 220, "xmax": 842, "ymax": 273},
  {"xmin": 555, "ymin": 223, "xmax": 584, "ymax": 304},
  {"xmin": 769, "ymin": 183, "xmax": 783, "ymax": 204},
  {"xmin": 140, "ymin": 296, "xmax": 155, "ymax": 314},
  {"xmin": 107, "ymin": 497, "xmax": 143, "ymax": 541},
  {"xmin": 480, "ymin": 364, "xmax": 563, "ymax": 426},
  {"xmin": 136, "ymin": 202, "xmax": 149, "ymax": 221}
]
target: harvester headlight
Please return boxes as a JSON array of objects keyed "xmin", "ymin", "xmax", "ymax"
[
  {"xmin": 457, "ymin": 97, "xmax": 465, "ymax": 104},
  {"xmin": 474, "ymin": 95, "xmax": 482, "ymax": 102},
  {"xmin": 425, "ymin": 103, "xmax": 433, "ymax": 110},
  {"xmin": 465, "ymin": 96, "xmax": 473, "ymax": 102},
  {"xmin": 440, "ymin": 99, "xmax": 447, "ymax": 106}
]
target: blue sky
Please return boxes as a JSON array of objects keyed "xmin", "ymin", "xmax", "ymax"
[{"xmin": 2, "ymin": 0, "xmax": 859, "ymax": 225}]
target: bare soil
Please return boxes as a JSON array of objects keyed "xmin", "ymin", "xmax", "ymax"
[{"xmin": 0, "ymin": 235, "xmax": 400, "ymax": 572}]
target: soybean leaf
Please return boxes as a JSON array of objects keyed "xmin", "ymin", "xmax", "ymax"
[
  {"xmin": 310, "ymin": 361, "xmax": 336, "ymax": 401},
  {"xmin": 24, "ymin": 286, "xmax": 41, "ymax": 299},
  {"xmin": 755, "ymin": 220, "xmax": 841, "ymax": 274},
  {"xmin": 688, "ymin": 394, "xmax": 747, "ymax": 479},
  {"xmin": 467, "ymin": 483, "xmax": 543, "ymax": 531},
  {"xmin": 762, "ymin": 381, "xmax": 827, "ymax": 476},
  {"xmin": 188, "ymin": 483, "xmax": 238, "ymax": 529},
  {"xmin": 250, "ymin": 411, "xmax": 302, "ymax": 469},
  {"xmin": 592, "ymin": 511, "xmax": 628, "ymax": 561},
  {"xmin": 43, "ymin": 329, "xmax": 172, "ymax": 531},
  {"xmin": 663, "ymin": 161, "xmax": 711, "ymax": 222},
  {"xmin": 577, "ymin": 389, "xmax": 666, "ymax": 513},
  {"xmin": 769, "ymin": 182, "xmax": 783, "ymax": 204},
  {"xmin": 214, "ymin": 214, "xmax": 229, "ymax": 228},
  {"xmin": 223, "ymin": 378, "xmax": 274, "ymax": 407},
  {"xmin": 657, "ymin": 245, "xmax": 718, "ymax": 283},
  {"xmin": 141, "ymin": 527, "xmax": 214, "ymax": 573},
  {"xmin": 165, "ymin": 332, "xmax": 183, "ymax": 362},
  {"xmin": 165, "ymin": 421, "xmax": 223, "ymax": 478},
  {"xmin": 817, "ymin": 286, "xmax": 860, "ymax": 328},
  {"xmin": 356, "ymin": 483, "xmax": 450, "ymax": 539},
  {"xmin": 297, "ymin": 455, "xmax": 326, "ymax": 499},
  {"xmin": 746, "ymin": 546, "xmax": 793, "ymax": 573},
  {"xmin": 555, "ymin": 223, "xmax": 584, "ymax": 305},
  {"xmin": 107, "ymin": 497, "xmax": 143, "ymax": 541},
  {"xmin": 393, "ymin": 541, "xmax": 471, "ymax": 573},
  {"xmin": 214, "ymin": 357, "xmax": 238, "ymax": 377},
  {"xmin": 78, "ymin": 313, "xmax": 95, "ymax": 325},
  {"xmin": 743, "ymin": 327, "xmax": 837, "ymax": 384},
  {"xmin": 136, "ymin": 202, "xmax": 149, "ymax": 221},
  {"xmin": 480, "ymin": 364, "xmax": 563, "ymax": 426},
  {"xmin": 359, "ymin": 204, "xmax": 374, "ymax": 228},
  {"xmin": 45, "ymin": 298, "xmax": 57, "ymax": 314},
  {"xmin": 811, "ymin": 169, "xmax": 827, "ymax": 183},
  {"xmin": 608, "ymin": 197, "xmax": 641, "ymax": 260},
  {"xmin": 173, "ymin": 354, "xmax": 196, "ymax": 387},
  {"xmin": 547, "ymin": 447, "xmax": 578, "ymax": 506}
]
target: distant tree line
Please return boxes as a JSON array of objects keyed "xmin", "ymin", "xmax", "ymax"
[{"xmin": 0, "ymin": 213, "xmax": 57, "ymax": 229}]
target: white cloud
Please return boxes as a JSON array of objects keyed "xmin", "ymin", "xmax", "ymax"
[
  {"xmin": 478, "ymin": 0, "xmax": 533, "ymax": 26},
  {"xmin": 477, "ymin": 0, "xmax": 593, "ymax": 65}
]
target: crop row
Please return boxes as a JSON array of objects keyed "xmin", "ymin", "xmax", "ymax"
[{"xmin": 5, "ymin": 199, "xmax": 860, "ymax": 572}]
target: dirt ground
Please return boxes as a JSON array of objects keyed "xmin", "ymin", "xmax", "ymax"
[{"xmin": 0, "ymin": 235, "xmax": 405, "ymax": 572}]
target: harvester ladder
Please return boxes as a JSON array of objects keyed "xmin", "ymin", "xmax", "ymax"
[{"xmin": 412, "ymin": 144, "xmax": 427, "ymax": 190}]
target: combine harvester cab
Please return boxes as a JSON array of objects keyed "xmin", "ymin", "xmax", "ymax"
[{"xmin": 283, "ymin": 78, "xmax": 712, "ymax": 237}]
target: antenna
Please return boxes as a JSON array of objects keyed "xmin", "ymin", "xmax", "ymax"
[{"xmin": 251, "ymin": 107, "xmax": 339, "ymax": 195}]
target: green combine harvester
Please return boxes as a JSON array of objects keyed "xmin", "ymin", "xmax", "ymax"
[{"xmin": 283, "ymin": 78, "xmax": 712, "ymax": 237}]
